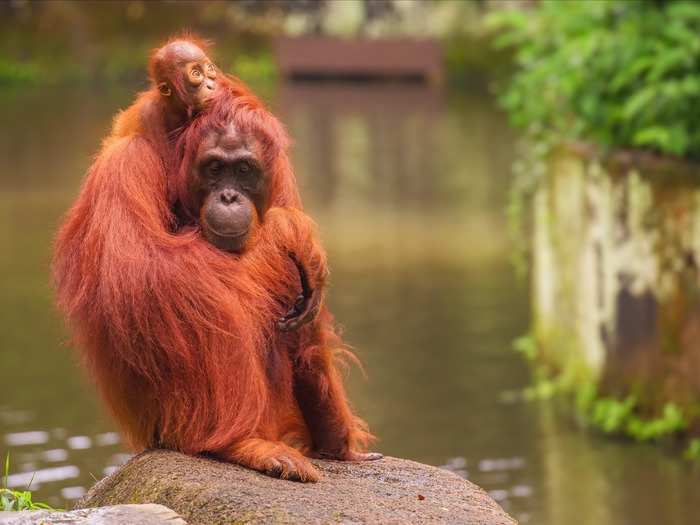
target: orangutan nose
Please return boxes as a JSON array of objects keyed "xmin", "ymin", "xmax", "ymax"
[{"xmin": 220, "ymin": 189, "xmax": 239, "ymax": 205}]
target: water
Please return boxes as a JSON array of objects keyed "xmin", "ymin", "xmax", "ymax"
[{"xmin": 1, "ymin": 82, "xmax": 699, "ymax": 524}]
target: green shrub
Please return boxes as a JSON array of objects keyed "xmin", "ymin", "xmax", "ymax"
[{"xmin": 488, "ymin": 0, "xmax": 700, "ymax": 158}]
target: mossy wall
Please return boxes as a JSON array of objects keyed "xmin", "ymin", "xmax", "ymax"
[{"xmin": 532, "ymin": 148, "xmax": 700, "ymax": 425}]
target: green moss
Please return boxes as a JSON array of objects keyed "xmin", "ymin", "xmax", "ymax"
[{"xmin": 516, "ymin": 335, "xmax": 694, "ymax": 447}]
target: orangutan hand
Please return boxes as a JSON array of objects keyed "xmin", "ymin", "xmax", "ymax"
[{"xmin": 278, "ymin": 252, "xmax": 323, "ymax": 331}]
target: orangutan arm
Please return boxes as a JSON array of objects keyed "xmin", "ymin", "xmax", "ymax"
[{"xmin": 237, "ymin": 206, "xmax": 328, "ymax": 331}]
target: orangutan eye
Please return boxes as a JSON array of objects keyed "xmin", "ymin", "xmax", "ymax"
[
  {"xmin": 237, "ymin": 161, "xmax": 251, "ymax": 175},
  {"xmin": 188, "ymin": 67, "xmax": 204, "ymax": 86},
  {"xmin": 208, "ymin": 161, "xmax": 221, "ymax": 175}
]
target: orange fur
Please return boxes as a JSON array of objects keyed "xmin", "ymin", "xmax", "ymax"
[{"xmin": 52, "ymin": 37, "xmax": 373, "ymax": 482}]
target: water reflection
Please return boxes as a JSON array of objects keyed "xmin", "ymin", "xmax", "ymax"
[
  {"xmin": 5, "ymin": 431, "xmax": 50, "ymax": 446},
  {"xmin": 0, "ymin": 81, "xmax": 699, "ymax": 524}
]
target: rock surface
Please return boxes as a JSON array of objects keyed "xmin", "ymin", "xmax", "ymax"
[
  {"xmin": 0, "ymin": 503, "xmax": 185, "ymax": 524},
  {"xmin": 78, "ymin": 449, "xmax": 516, "ymax": 524}
]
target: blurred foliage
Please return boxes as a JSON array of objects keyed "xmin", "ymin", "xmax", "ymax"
[
  {"xmin": 0, "ymin": 1, "xmax": 286, "ymax": 89},
  {"xmin": 512, "ymin": 333, "xmax": 537, "ymax": 361},
  {"xmin": 0, "ymin": 58, "xmax": 39, "ymax": 87},
  {"xmin": 0, "ymin": 0, "xmax": 510, "ymax": 90},
  {"xmin": 519, "ymin": 334, "xmax": 694, "ymax": 445},
  {"xmin": 684, "ymin": 438, "xmax": 700, "ymax": 460},
  {"xmin": 488, "ymin": 0, "xmax": 700, "ymax": 159},
  {"xmin": 444, "ymin": 31, "xmax": 513, "ymax": 87},
  {"xmin": 588, "ymin": 396, "xmax": 688, "ymax": 442}
]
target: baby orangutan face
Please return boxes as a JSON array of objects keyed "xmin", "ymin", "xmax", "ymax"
[{"xmin": 152, "ymin": 40, "xmax": 218, "ymax": 115}]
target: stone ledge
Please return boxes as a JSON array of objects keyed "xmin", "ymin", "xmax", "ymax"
[
  {"xmin": 77, "ymin": 449, "xmax": 516, "ymax": 525},
  {"xmin": 0, "ymin": 503, "xmax": 185, "ymax": 524}
]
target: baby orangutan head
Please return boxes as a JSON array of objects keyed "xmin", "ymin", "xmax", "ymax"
[{"xmin": 150, "ymin": 39, "xmax": 219, "ymax": 117}]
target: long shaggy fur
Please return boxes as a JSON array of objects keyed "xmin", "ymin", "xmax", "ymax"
[{"xmin": 52, "ymin": 39, "xmax": 372, "ymax": 481}]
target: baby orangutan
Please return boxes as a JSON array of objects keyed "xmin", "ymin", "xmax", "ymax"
[{"xmin": 110, "ymin": 35, "xmax": 250, "ymax": 174}]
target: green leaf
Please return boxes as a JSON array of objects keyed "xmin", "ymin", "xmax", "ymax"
[{"xmin": 3, "ymin": 453, "xmax": 8, "ymax": 489}]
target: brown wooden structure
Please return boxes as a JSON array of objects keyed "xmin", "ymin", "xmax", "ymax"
[{"xmin": 273, "ymin": 36, "xmax": 443, "ymax": 84}]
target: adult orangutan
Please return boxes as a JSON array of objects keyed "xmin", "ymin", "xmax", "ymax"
[{"xmin": 53, "ymin": 38, "xmax": 380, "ymax": 482}]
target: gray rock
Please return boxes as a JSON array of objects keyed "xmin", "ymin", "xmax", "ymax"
[
  {"xmin": 0, "ymin": 503, "xmax": 185, "ymax": 524},
  {"xmin": 78, "ymin": 449, "xmax": 516, "ymax": 524}
]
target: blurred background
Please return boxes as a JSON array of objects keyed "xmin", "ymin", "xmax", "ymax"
[{"xmin": 2, "ymin": 1, "xmax": 700, "ymax": 524}]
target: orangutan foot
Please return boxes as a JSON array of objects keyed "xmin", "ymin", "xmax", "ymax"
[{"xmin": 230, "ymin": 438, "xmax": 320, "ymax": 482}]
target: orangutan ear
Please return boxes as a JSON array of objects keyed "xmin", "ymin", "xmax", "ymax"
[{"xmin": 158, "ymin": 82, "xmax": 172, "ymax": 97}]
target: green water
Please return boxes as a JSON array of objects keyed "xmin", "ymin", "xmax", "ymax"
[{"xmin": 1, "ymin": 82, "xmax": 699, "ymax": 524}]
